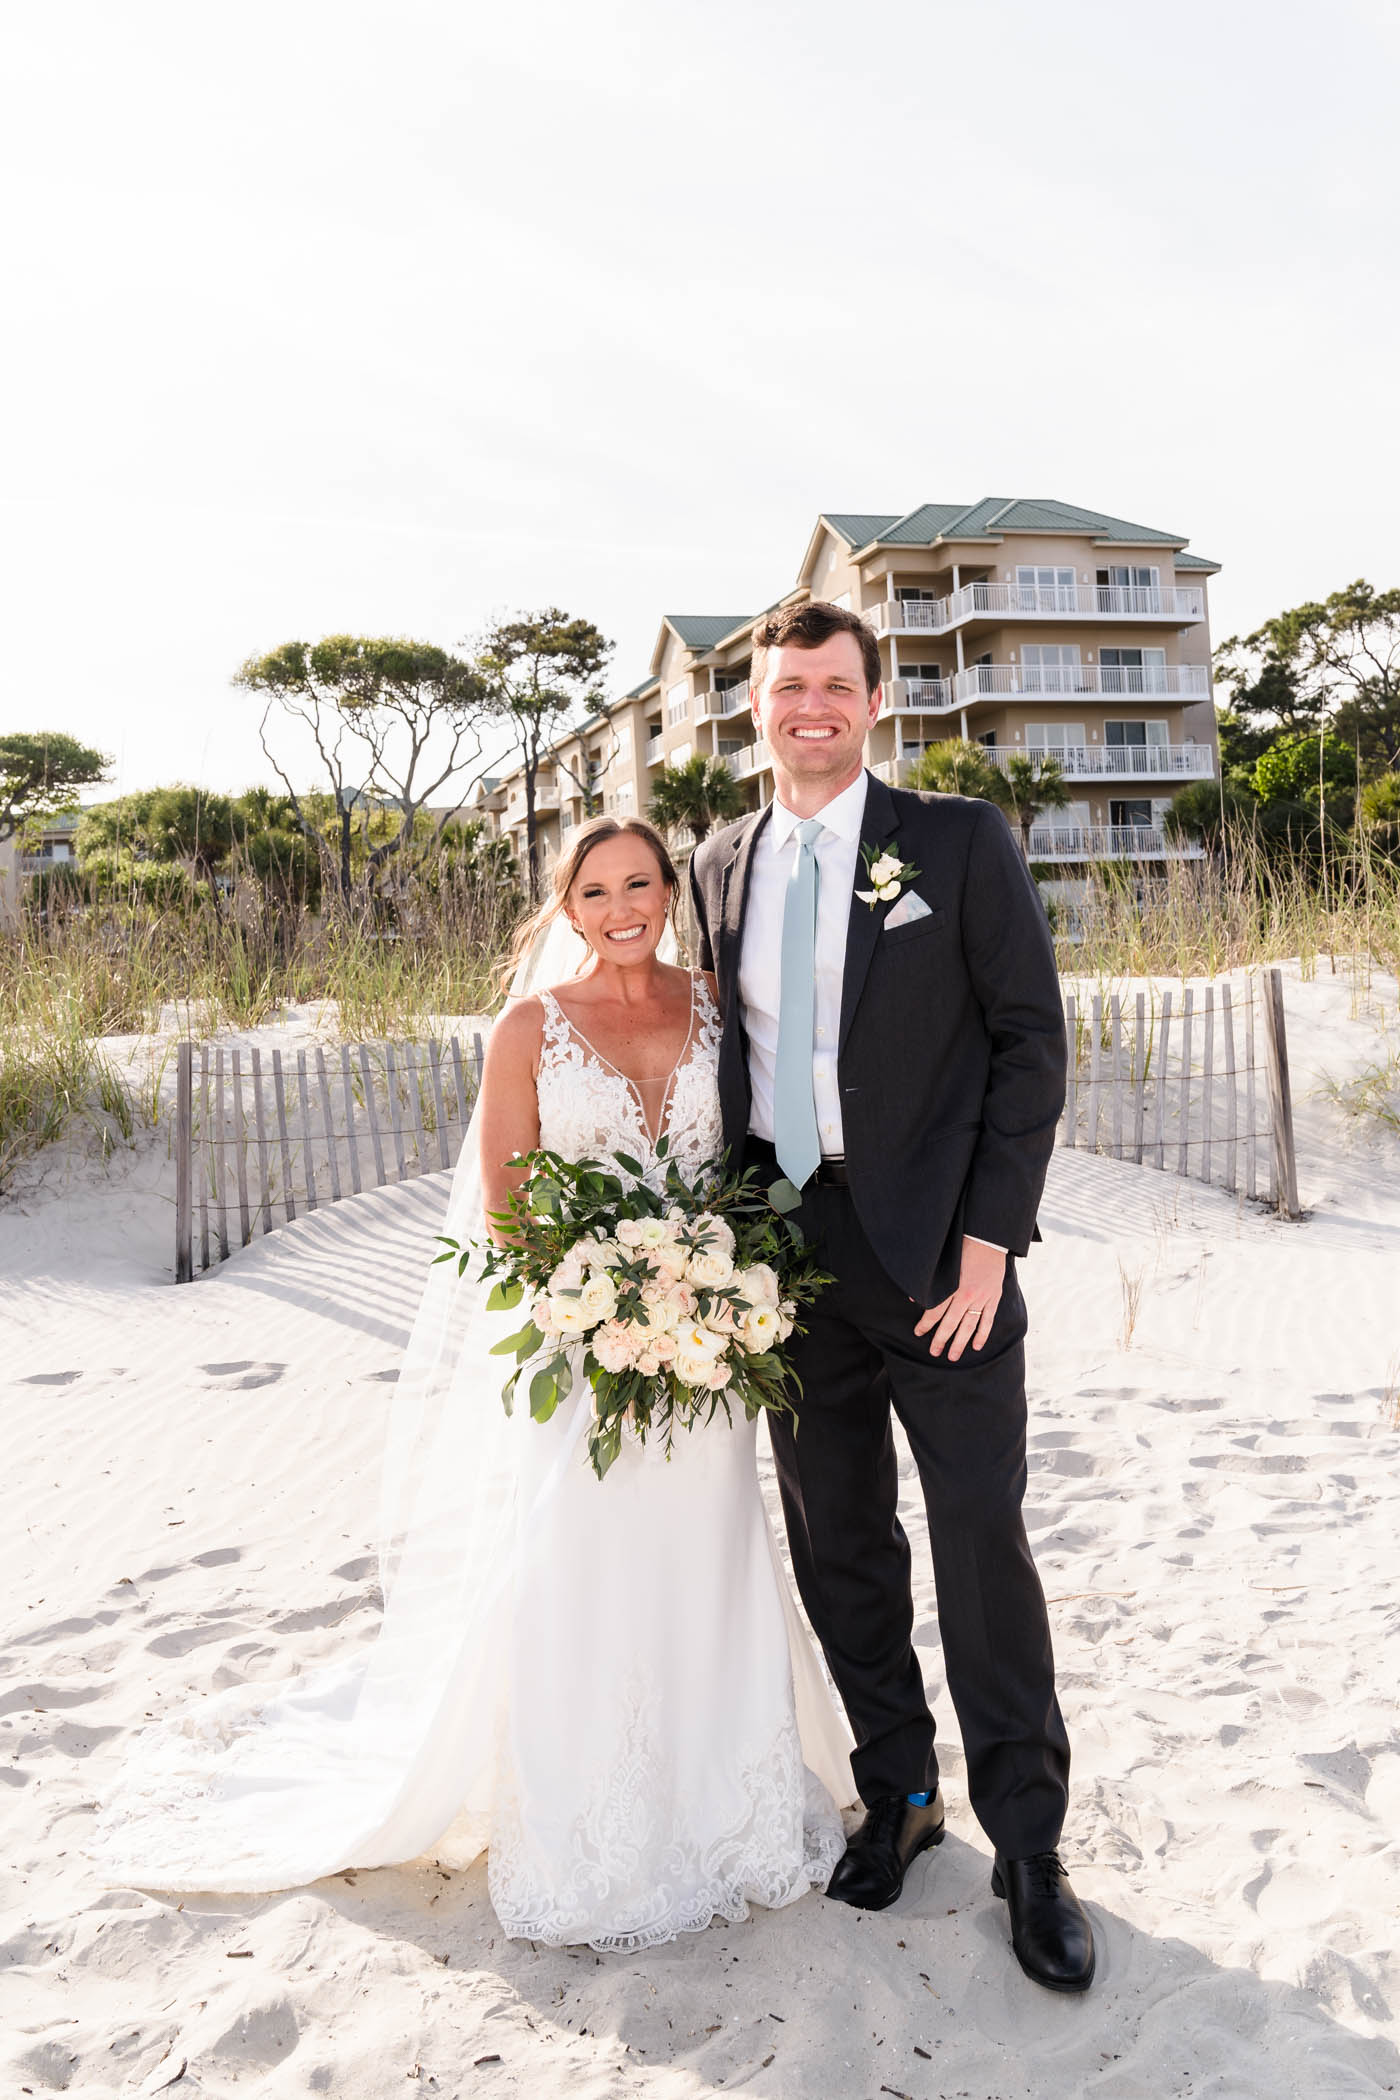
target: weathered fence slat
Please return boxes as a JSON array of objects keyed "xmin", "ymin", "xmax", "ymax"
[
  {"xmin": 1177, "ymin": 990, "xmax": 1194, "ymax": 1178},
  {"xmin": 1220, "ymin": 983, "xmax": 1238, "ymax": 1195},
  {"xmin": 1153, "ymin": 991, "xmax": 1172, "ymax": 1170},
  {"xmin": 360, "ymin": 1045, "xmax": 387, "ymax": 1188},
  {"xmin": 1263, "ymin": 966, "xmax": 1301, "ymax": 1218},
  {"xmin": 198, "ymin": 1046, "xmax": 210, "ymax": 1271},
  {"xmin": 449, "ymin": 1036, "xmax": 470, "ymax": 1133},
  {"xmin": 315, "ymin": 1047, "xmax": 342, "ymax": 1204},
  {"xmin": 1063, "ymin": 994, "xmax": 1078, "ymax": 1146},
  {"xmin": 232, "ymin": 1048, "xmax": 251, "ymax": 1247},
  {"xmin": 250, "ymin": 1048, "xmax": 272, "ymax": 1235},
  {"xmin": 1200, "ymin": 987, "xmax": 1215, "ymax": 1186},
  {"xmin": 427, "ymin": 1040, "xmax": 451, "ymax": 1169},
  {"xmin": 1088, "ymin": 994, "xmax": 1103, "ymax": 1154},
  {"xmin": 213, "ymin": 1048, "xmax": 230, "ymax": 1262},
  {"xmin": 1131, "ymin": 991, "xmax": 1147, "ymax": 1165},
  {"xmin": 384, "ymin": 1043, "xmax": 408, "ymax": 1182},
  {"xmin": 1109, "ymin": 995, "xmax": 1124, "ymax": 1160},
  {"xmin": 272, "ymin": 1049, "xmax": 296, "ymax": 1224},
  {"xmin": 295, "ymin": 1051, "xmax": 317, "ymax": 1213},
  {"xmin": 175, "ymin": 1042, "xmax": 193, "ymax": 1284},
  {"xmin": 340, "ymin": 1045, "xmax": 362, "ymax": 1196},
  {"xmin": 1245, "ymin": 986, "xmax": 1258, "ymax": 1200},
  {"xmin": 403, "ymin": 1043, "xmax": 427, "ymax": 1178}
]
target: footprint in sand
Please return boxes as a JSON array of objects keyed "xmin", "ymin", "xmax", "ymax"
[{"xmin": 197, "ymin": 1361, "xmax": 288, "ymax": 1389}]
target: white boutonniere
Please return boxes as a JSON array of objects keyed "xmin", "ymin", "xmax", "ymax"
[{"xmin": 855, "ymin": 842, "xmax": 921, "ymax": 908}]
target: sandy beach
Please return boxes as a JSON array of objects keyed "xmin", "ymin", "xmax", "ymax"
[{"xmin": 3, "ymin": 963, "xmax": 1398, "ymax": 2099}]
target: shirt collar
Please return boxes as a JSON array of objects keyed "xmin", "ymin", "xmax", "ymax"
[{"xmin": 769, "ymin": 768, "xmax": 869, "ymax": 849}]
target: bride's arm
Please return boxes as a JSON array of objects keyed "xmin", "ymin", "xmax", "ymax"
[{"xmin": 476, "ymin": 998, "xmax": 544, "ymax": 1243}]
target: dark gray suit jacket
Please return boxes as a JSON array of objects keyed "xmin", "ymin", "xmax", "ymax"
[{"xmin": 687, "ymin": 772, "xmax": 1066, "ymax": 1307}]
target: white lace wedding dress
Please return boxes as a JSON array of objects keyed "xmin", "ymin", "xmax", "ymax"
[{"xmin": 88, "ymin": 971, "xmax": 850, "ymax": 1951}]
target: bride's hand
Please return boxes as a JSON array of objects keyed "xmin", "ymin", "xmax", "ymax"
[{"xmin": 913, "ymin": 1240, "xmax": 1007, "ymax": 1362}]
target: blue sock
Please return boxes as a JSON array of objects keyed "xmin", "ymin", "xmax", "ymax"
[{"xmin": 907, "ymin": 1787, "xmax": 935, "ymax": 1807}]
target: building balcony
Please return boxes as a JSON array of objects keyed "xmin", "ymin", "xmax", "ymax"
[
  {"xmin": 699, "ymin": 682, "xmax": 751, "ymax": 722},
  {"xmin": 866, "ymin": 582, "xmax": 1205, "ymax": 636},
  {"xmin": 723, "ymin": 738, "xmax": 770, "ymax": 780},
  {"xmin": 1027, "ymin": 823, "xmax": 1204, "ymax": 862},
  {"xmin": 952, "ymin": 663, "xmax": 1211, "ymax": 705},
  {"xmin": 645, "ymin": 735, "xmax": 665, "ymax": 766},
  {"xmin": 982, "ymin": 742, "xmax": 1214, "ymax": 781},
  {"xmin": 883, "ymin": 677, "xmax": 957, "ymax": 715}
]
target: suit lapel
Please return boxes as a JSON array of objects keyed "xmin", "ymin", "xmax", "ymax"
[
  {"xmin": 839, "ymin": 771, "xmax": 902, "ymax": 1052},
  {"xmin": 716, "ymin": 803, "xmax": 771, "ymax": 1008}
]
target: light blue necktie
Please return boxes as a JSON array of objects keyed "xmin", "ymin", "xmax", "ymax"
[{"xmin": 773, "ymin": 817, "xmax": 824, "ymax": 1189}]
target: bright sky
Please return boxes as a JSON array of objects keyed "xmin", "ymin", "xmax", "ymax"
[{"xmin": 3, "ymin": 0, "xmax": 1398, "ymax": 801}]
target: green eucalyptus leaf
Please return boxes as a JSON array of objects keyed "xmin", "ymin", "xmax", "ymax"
[
  {"xmin": 489, "ymin": 1324, "xmax": 533, "ymax": 1357},
  {"xmin": 486, "ymin": 1279, "xmax": 524, "ymax": 1312},
  {"xmin": 767, "ymin": 1177, "xmax": 803, "ymax": 1213}
]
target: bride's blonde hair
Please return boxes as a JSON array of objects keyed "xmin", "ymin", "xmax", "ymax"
[{"xmin": 500, "ymin": 815, "xmax": 680, "ymax": 995}]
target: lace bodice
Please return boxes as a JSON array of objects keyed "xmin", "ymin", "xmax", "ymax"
[{"xmin": 535, "ymin": 971, "xmax": 724, "ymax": 1191}]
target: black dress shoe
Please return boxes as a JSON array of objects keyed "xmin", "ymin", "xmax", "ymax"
[
  {"xmin": 826, "ymin": 1790, "xmax": 945, "ymax": 1911},
  {"xmin": 991, "ymin": 1850, "xmax": 1096, "ymax": 1993}
]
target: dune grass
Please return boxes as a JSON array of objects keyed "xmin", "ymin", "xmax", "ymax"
[{"xmin": 0, "ymin": 865, "xmax": 520, "ymax": 1191}]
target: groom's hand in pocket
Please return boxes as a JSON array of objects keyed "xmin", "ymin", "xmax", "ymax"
[{"xmin": 914, "ymin": 1239, "xmax": 1007, "ymax": 1362}]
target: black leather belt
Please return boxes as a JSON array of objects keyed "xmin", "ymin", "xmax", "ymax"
[{"xmin": 744, "ymin": 1137, "xmax": 849, "ymax": 1187}]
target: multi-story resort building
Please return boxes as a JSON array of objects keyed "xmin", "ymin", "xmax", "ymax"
[{"xmin": 482, "ymin": 498, "xmax": 1220, "ymax": 878}]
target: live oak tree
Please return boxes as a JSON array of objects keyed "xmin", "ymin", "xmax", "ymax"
[
  {"xmin": 472, "ymin": 610, "xmax": 613, "ymax": 904},
  {"xmin": 0, "ymin": 731, "xmax": 110, "ymax": 845},
  {"xmin": 235, "ymin": 637, "xmax": 491, "ymax": 906},
  {"xmin": 1216, "ymin": 580, "xmax": 1400, "ymax": 778}
]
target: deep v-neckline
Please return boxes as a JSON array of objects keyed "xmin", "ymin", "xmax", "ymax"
[{"xmin": 545, "ymin": 973, "xmax": 699, "ymax": 1150}]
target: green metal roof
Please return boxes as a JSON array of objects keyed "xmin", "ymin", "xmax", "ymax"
[
  {"xmin": 624, "ymin": 676, "xmax": 659, "ymax": 698},
  {"xmin": 847, "ymin": 497, "xmax": 1191, "ymax": 549},
  {"xmin": 663, "ymin": 614, "xmax": 753, "ymax": 651},
  {"xmin": 822, "ymin": 512, "xmax": 902, "ymax": 547},
  {"xmin": 1173, "ymin": 551, "xmax": 1221, "ymax": 571}
]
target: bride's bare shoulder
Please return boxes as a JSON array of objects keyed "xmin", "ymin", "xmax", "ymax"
[{"xmin": 485, "ymin": 995, "xmax": 547, "ymax": 1070}]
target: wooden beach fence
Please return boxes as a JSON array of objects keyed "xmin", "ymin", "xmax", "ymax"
[
  {"xmin": 1060, "ymin": 964, "xmax": 1300, "ymax": 1217},
  {"xmin": 174, "ymin": 1035, "xmax": 484, "ymax": 1282}
]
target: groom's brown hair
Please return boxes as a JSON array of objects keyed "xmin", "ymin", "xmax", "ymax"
[{"xmin": 750, "ymin": 600, "xmax": 882, "ymax": 699}]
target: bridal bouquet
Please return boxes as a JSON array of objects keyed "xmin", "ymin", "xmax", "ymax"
[{"xmin": 436, "ymin": 1141, "xmax": 831, "ymax": 1479}]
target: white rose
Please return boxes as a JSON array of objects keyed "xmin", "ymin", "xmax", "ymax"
[
  {"xmin": 869, "ymin": 853, "xmax": 903, "ymax": 887},
  {"xmin": 549, "ymin": 1296, "xmax": 590, "ymax": 1336},
  {"xmin": 741, "ymin": 1304, "xmax": 782, "ymax": 1352},
  {"xmin": 579, "ymin": 1272, "xmax": 618, "ymax": 1321},
  {"xmin": 876, "ymin": 880, "xmax": 901, "ymax": 901},
  {"xmin": 636, "ymin": 1217, "xmax": 673, "ymax": 1249},
  {"xmin": 573, "ymin": 1235, "xmax": 620, "ymax": 1271},
  {"xmin": 676, "ymin": 1318, "xmax": 726, "ymax": 1361},
  {"xmin": 687, "ymin": 1245, "xmax": 735, "ymax": 1289},
  {"xmin": 549, "ymin": 1252, "xmax": 585, "ymax": 1292},
  {"xmin": 674, "ymin": 1350, "xmax": 714, "ymax": 1388},
  {"xmin": 693, "ymin": 1211, "xmax": 735, "ymax": 1256},
  {"xmin": 737, "ymin": 1262, "xmax": 780, "ymax": 1308},
  {"xmin": 615, "ymin": 1218, "xmax": 646, "ymax": 1248},
  {"xmin": 532, "ymin": 1293, "xmax": 557, "ymax": 1333}
]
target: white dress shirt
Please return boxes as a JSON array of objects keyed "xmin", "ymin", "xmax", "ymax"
[
  {"xmin": 738, "ymin": 770, "xmax": 867, "ymax": 1158},
  {"xmin": 736, "ymin": 769, "xmax": 1004, "ymax": 1257}
]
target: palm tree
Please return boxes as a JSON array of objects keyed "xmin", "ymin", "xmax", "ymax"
[
  {"xmin": 906, "ymin": 739, "xmax": 1072, "ymax": 862},
  {"xmin": 647, "ymin": 754, "xmax": 746, "ymax": 845},
  {"xmin": 996, "ymin": 752, "xmax": 1072, "ymax": 862}
]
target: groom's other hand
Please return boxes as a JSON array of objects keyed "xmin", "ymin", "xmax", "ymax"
[{"xmin": 915, "ymin": 1239, "xmax": 1007, "ymax": 1361}]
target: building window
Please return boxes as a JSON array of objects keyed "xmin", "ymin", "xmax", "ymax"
[
  {"xmin": 1015, "ymin": 566, "xmax": 1076, "ymax": 611},
  {"xmin": 1101, "ymin": 648, "xmax": 1167, "ymax": 694},
  {"xmin": 666, "ymin": 680, "xmax": 689, "ymax": 726},
  {"xmin": 1096, "ymin": 566, "xmax": 1161, "ymax": 613},
  {"xmin": 1105, "ymin": 719, "xmax": 1169, "ymax": 746},
  {"xmin": 1021, "ymin": 646, "xmax": 1081, "ymax": 693},
  {"xmin": 896, "ymin": 586, "xmax": 938, "ymax": 603},
  {"xmin": 1026, "ymin": 722, "xmax": 1086, "ymax": 752},
  {"xmin": 1110, "ymin": 798, "xmax": 1153, "ymax": 828},
  {"xmin": 902, "ymin": 661, "xmax": 943, "ymax": 682},
  {"xmin": 669, "ymin": 742, "xmax": 692, "ymax": 768}
]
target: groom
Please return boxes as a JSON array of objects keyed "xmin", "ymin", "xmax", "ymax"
[{"xmin": 689, "ymin": 600, "xmax": 1094, "ymax": 1993}]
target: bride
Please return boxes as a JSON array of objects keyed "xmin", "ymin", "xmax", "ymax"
[{"xmin": 89, "ymin": 815, "xmax": 852, "ymax": 1952}]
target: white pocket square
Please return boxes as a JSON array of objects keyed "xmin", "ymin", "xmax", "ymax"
[{"xmin": 884, "ymin": 890, "xmax": 932, "ymax": 930}]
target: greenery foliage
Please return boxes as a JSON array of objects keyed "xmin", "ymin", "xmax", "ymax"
[
  {"xmin": 647, "ymin": 754, "xmax": 745, "ymax": 844},
  {"xmin": 1, "ymin": 731, "xmax": 110, "ymax": 845}
]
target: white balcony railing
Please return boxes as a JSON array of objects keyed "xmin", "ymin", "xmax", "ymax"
[
  {"xmin": 645, "ymin": 735, "xmax": 665, "ymax": 766},
  {"xmin": 723, "ymin": 738, "xmax": 770, "ymax": 780},
  {"xmin": 1026, "ymin": 823, "xmax": 1203, "ymax": 861},
  {"xmin": 884, "ymin": 677, "xmax": 957, "ymax": 713},
  {"xmin": 982, "ymin": 742, "xmax": 1213, "ymax": 780},
  {"xmin": 701, "ymin": 682, "xmax": 751, "ymax": 720},
  {"xmin": 952, "ymin": 663, "xmax": 1211, "ymax": 705},
  {"xmin": 866, "ymin": 583, "xmax": 1205, "ymax": 635}
]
